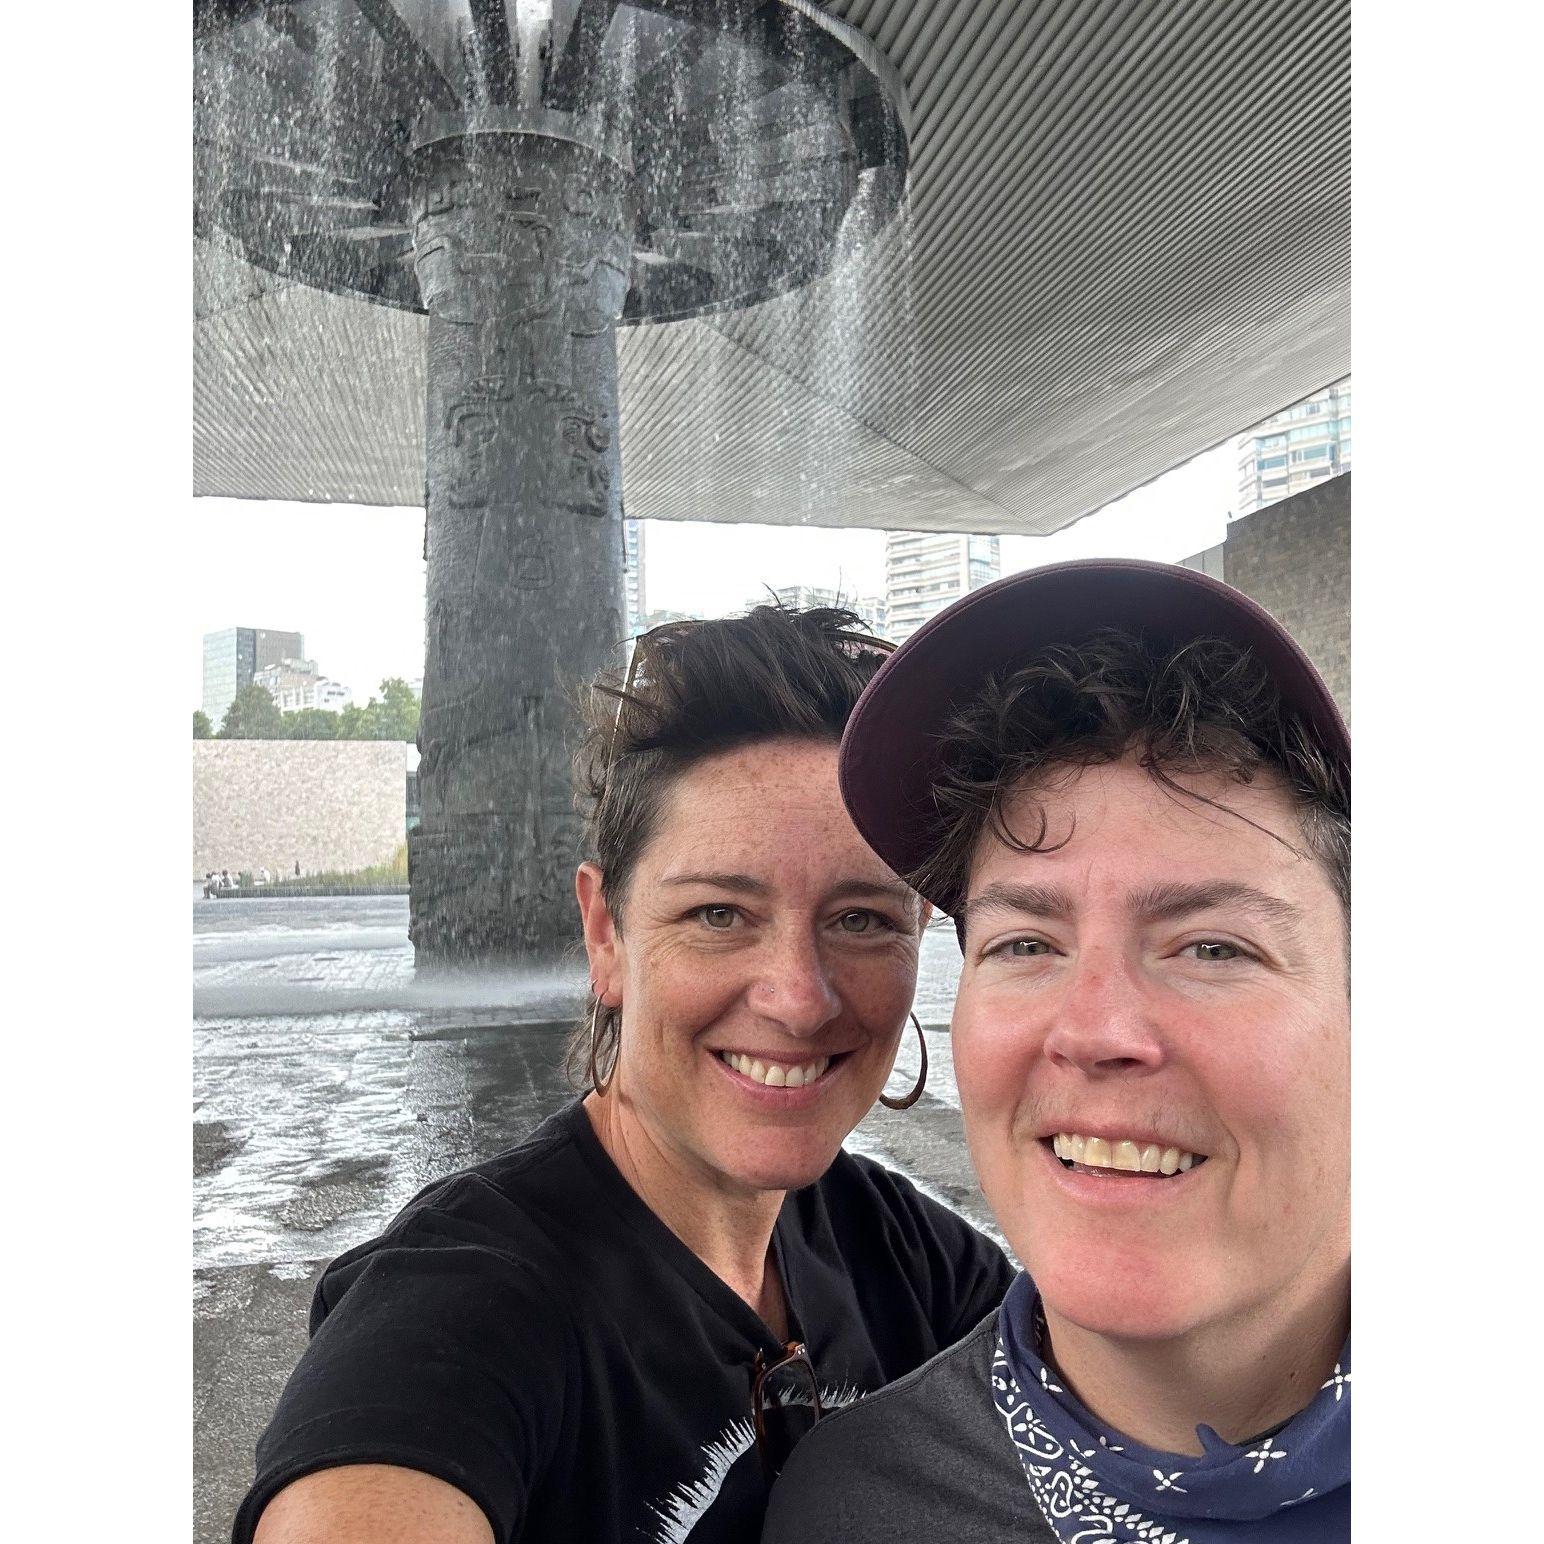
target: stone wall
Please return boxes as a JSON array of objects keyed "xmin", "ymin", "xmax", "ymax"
[
  {"xmin": 1223, "ymin": 472, "xmax": 1350, "ymax": 722},
  {"xmin": 193, "ymin": 740, "xmax": 416, "ymax": 878}
]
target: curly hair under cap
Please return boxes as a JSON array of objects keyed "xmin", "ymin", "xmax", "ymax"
[
  {"xmin": 912, "ymin": 627, "xmax": 1350, "ymax": 931},
  {"xmin": 565, "ymin": 605, "xmax": 894, "ymax": 1092}
]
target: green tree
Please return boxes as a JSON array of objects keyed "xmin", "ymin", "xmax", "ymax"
[
  {"xmin": 219, "ymin": 683, "xmax": 285, "ymax": 739},
  {"xmin": 371, "ymin": 677, "xmax": 421, "ymax": 742},
  {"xmin": 283, "ymin": 707, "xmax": 341, "ymax": 740},
  {"xmin": 336, "ymin": 702, "xmax": 372, "ymax": 740},
  {"xmin": 193, "ymin": 710, "xmax": 212, "ymax": 739}
]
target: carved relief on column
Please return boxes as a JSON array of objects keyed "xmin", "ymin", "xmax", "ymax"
[{"xmin": 410, "ymin": 132, "xmax": 632, "ymax": 965}]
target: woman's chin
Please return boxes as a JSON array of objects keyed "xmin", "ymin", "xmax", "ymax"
[
  {"xmin": 714, "ymin": 1135, "xmax": 844, "ymax": 1196},
  {"xmin": 1035, "ymin": 1256, "xmax": 1225, "ymax": 1344}
]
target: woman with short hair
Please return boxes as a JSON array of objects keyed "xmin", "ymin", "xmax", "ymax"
[{"xmin": 238, "ymin": 606, "xmax": 1013, "ymax": 1544}]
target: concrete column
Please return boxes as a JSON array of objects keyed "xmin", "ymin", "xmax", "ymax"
[{"xmin": 409, "ymin": 132, "xmax": 631, "ymax": 968}]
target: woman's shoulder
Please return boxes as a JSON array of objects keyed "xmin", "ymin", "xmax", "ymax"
[
  {"xmin": 796, "ymin": 1146, "xmax": 1015, "ymax": 1343},
  {"xmin": 763, "ymin": 1316, "xmax": 1035, "ymax": 1544},
  {"xmin": 403, "ymin": 1102, "xmax": 590, "ymax": 1226},
  {"xmin": 810, "ymin": 1143, "xmax": 988, "ymax": 1244},
  {"xmin": 315, "ymin": 1103, "xmax": 597, "ymax": 1312}
]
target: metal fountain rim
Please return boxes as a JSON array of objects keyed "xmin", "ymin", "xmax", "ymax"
[
  {"xmin": 195, "ymin": 1, "xmax": 915, "ymax": 325},
  {"xmin": 412, "ymin": 107, "xmax": 635, "ymax": 178},
  {"xmin": 778, "ymin": 0, "xmax": 914, "ymax": 143}
]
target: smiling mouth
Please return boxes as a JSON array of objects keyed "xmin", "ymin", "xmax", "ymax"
[
  {"xmin": 1046, "ymin": 1133, "xmax": 1208, "ymax": 1178},
  {"xmin": 714, "ymin": 1050, "xmax": 841, "ymax": 1088}
]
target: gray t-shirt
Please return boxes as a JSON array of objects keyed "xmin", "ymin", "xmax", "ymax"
[{"xmin": 762, "ymin": 1311, "xmax": 1055, "ymax": 1543}]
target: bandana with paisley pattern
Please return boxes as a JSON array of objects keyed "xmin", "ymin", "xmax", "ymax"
[{"xmin": 992, "ymin": 1273, "xmax": 1349, "ymax": 1543}]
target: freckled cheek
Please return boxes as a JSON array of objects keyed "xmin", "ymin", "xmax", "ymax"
[
  {"xmin": 633, "ymin": 958, "xmax": 744, "ymax": 1043},
  {"xmin": 835, "ymin": 952, "xmax": 918, "ymax": 1031}
]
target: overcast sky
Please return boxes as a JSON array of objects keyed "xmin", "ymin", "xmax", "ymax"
[{"xmin": 189, "ymin": 441, "xmax": 1235, "ymax": 710}]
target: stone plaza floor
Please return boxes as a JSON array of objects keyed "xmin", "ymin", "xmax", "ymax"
[{"xmin": 193, "ymin": 892, "xmax": 999, "ymax": 1544}]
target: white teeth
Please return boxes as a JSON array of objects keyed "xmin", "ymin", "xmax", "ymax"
[
  {"xmin": 719, "ymin": 1052, "xmax": 831, "ymax": 1088},
  {"xmin": 1052, "ymin": 1133, "xmax": 1204, "ymax": 1176}
]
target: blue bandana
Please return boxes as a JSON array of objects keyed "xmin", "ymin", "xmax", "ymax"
[{"xmin": 992, "ymin": 1273, "xmax": 1349, "ymax": 1542}]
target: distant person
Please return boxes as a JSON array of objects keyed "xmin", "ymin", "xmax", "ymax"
[
  {"xmin": 765, "ymin": 561, "xmax": 1351, "ymax": 1543},
  {"xmin": 236, "ymin": 608, "xmax": 1015, "ymax": 1544},
  {"xmin": 293, "ymin": 859, "xmax": 300, "ymax": 878},
  {"xmin": 258, "ymin": 866, "xmax": 270, "ymax": 887}
]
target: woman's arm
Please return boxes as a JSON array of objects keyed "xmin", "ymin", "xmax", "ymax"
[
  {"xmin": 234, "ymin": 1229, "xmax": 572, "ymax": 1544},
  {"xmin": 255, "ymin": 1465, "xmax": 496, "ymax": 1544}
]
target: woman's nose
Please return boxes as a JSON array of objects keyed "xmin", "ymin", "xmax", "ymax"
[
  {"xmin": 1042, "ymin": 954, "xmax": 1166, "ymax": 1077},
  {"xmin": 747, "ymin": 929, "xmax": 842, "ymax": 1036}
]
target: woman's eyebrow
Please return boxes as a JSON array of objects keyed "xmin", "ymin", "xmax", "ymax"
[
  {"xmin": 963, "ymin": 879, "xmax": 1306, "ymax": 934},
  {"xmin": 658, "ymin": 876, "xmax": 916, "ymax": 908},
  {"xmin": 828, "ymin": 879, "xmax": 916, "ymax": 904},
  {"xmin": 660, "ymin": 872, "xmax": 770, "ymax": 894},
  {"xmin": 962, "ymin": 881, "xmax": 1076, "ymax": 928},
  {"xmin": 1127, "ymin": 880, "xmax": 1305, "ymax": 934}
]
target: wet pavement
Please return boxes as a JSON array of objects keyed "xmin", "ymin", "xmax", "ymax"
[{"xmin": 193, "ymin": 893, "xmax": 998, "ymax": 1544}]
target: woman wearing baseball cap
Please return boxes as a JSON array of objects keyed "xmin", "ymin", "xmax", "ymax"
[{"xmin": 767, "ymin": 559, "xmax": 1351, "ymax": 1544}]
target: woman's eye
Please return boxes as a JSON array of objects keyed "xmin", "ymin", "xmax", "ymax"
[
  {"xmin": 838, "ymin": 910, "xmax": 885, "ymax": 934},
  {"xmin": 697, "ymin": 906, "xmax": 737, "ymax": 930},
  {"xmin": 993, "ymin": 938, "xmax": 1051, "ymax": 958},
  {"xmin": 1186, "ymin": 940, "xmax": 1242, "ymax": 961}
]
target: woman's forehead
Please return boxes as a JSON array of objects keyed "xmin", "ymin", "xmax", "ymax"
[
  {"xmin": 972, "ymin": 760, "xmax": 1333, "ymax": 912},
  {"xmin": 658, "ymin": 739, "xmax": 839, "ymax": 818},
  {"xmin": 639, "ymin": 740, "xmax": 893, "ymax": 879}
]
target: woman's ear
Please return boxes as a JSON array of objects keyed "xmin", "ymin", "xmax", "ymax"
[{"xmin": 576, "ymin": 862, "xmax": 621, "ymax": 1001}]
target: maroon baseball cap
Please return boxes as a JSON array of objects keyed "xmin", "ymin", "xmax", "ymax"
[{"xmin": 839, "ymin": 557, "xmax": 1349, "ymax": 912}]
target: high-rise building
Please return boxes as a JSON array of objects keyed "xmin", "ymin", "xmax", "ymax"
[
  {"xmin": 751, "ymin": 583, "xmax": 841, "ymax": 613},
  {"xmin": 1236, "ymin": 378, "xmax": 1351, "ymax": 516},
  {"xmin": 623, "ymin": 518, "xmax": 646, "ymax": 636},
  {"xmin": 742, "ymin": 585, "xmax": 890, "ymax": 639},
  {"xmin": 883, "ymin": 532, "xmax": 1001, "ymax": 645},
  {"xmin": 634, "ymin": 608, "xmax": 697, "ymax": 634},
  {"xmin": 253, "ymin": 658, "xmax": 354, "ymax": 714},
  {"xmin": 202, "ymin": 626, "xmax": 304, "ymax": 730},
  {"xmin": 850, "ymin": 594, "xmax": 889, "ymax": 640}
]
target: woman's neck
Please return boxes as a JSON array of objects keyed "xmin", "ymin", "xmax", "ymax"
[
  {"xmin": 1040, "ymin": 1265, "xmax": 1350, "ymax": 1457},
  {"xmin": 584, "ymin": 1091, "xmax": 790, "ymax": 1337}
]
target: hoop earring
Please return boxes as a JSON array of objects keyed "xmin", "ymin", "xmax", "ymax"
[
  {"xmin": 588, "ymin": 993, "xmax": 617, "ymax": 1096},
  {"xmin": 880, "ymin": 1013, "xmax": 928, "ymax": 1110}
]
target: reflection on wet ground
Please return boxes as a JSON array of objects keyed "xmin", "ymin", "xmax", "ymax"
[{"xmin": 193, "ymin": 894, "xmax": 993, "ymax": 1544}]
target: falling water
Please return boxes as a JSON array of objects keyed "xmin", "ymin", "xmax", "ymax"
[{"xmin": 194, "ymin": 1, "xmax": 914, "ymax": 967}]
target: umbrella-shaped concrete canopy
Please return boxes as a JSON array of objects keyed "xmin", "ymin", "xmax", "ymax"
[{"xmin": 195, "ymin": 0, "xmax": 1349, "ymax": 536}]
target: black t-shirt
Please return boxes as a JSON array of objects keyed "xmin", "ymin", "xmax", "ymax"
[{"xmin": 234, "ymin": 1100, "xmax": 1014, "ymax": 1544}]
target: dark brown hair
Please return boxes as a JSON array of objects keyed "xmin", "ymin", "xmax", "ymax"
[
  {"xmin": 913, "ymin": 628, "xmax": 1350, "ymax": 927},
  {"xmin": 566, "ymin": 605, "xmax": 894, "ymax": 1089}
]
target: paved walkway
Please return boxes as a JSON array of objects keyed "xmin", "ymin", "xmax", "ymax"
[{"xmin": 194, "ymin": 895, "xmax": 994, "ymax": 1544}]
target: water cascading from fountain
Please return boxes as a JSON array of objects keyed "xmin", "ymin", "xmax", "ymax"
[{"xmin": 194, "ymin": 0, "xmax": 911, "ymax": 969}]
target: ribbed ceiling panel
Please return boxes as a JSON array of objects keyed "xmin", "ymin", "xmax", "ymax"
[{"xmin": 194, "ymin": 0, "xmax": 1350, "ymax": 535}]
